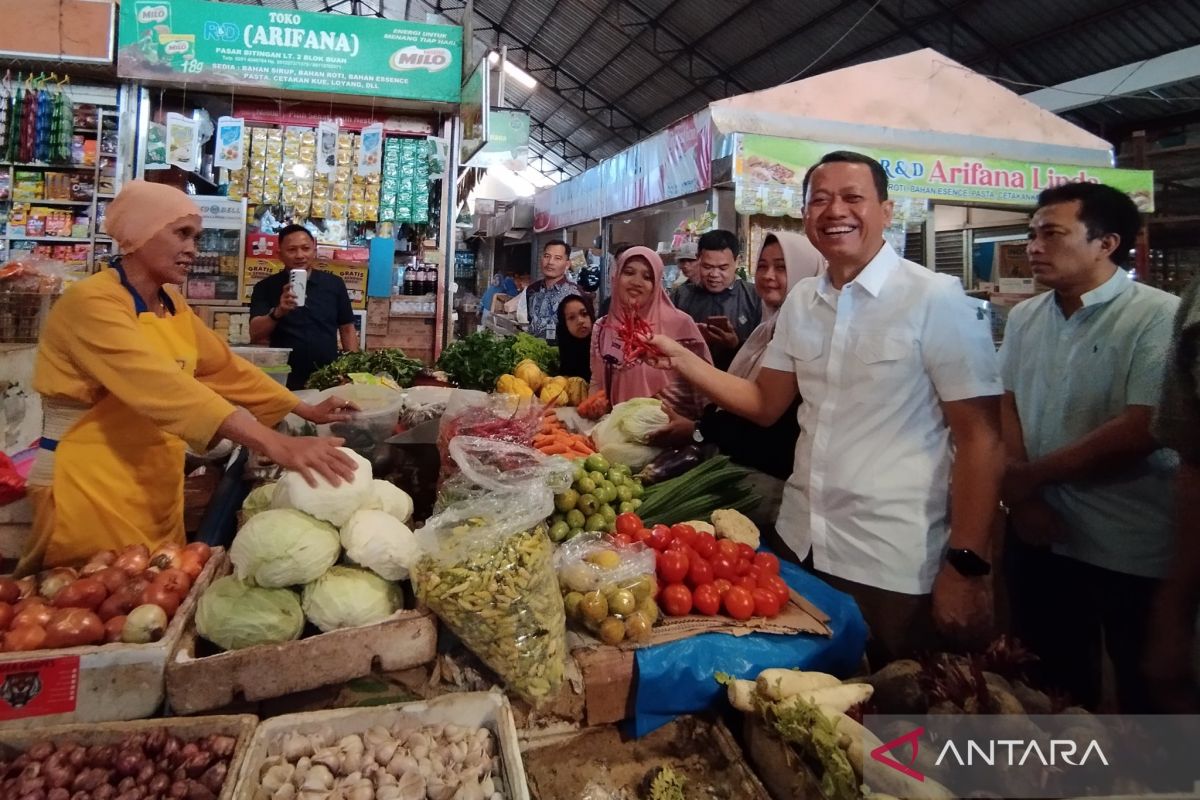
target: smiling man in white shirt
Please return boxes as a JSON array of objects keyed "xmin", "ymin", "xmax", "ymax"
[{"xmin": 649, "ymin": 151, "xmax": 1004, "ymax": 662}]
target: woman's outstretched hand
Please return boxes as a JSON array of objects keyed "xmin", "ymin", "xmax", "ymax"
[
  {"xmin": 295, "ymin": 395, "xmax": 360, "ymax": 425},
  {"xmin": 264, "ymin": 433, "xmax": 359, "ymax": 487},
  {"xmin": 643, "ymin": 334, "xmax": 688, "ymax": 370}
]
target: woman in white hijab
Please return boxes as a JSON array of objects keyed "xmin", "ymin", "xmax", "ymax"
[{"xmin": 695, "ymin": 231, "xmax": 824, "ymax": 478}]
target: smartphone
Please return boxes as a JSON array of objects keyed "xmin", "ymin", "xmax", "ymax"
[{"xmin": 705, "ymin": 315, "xmax": 732, "ymax": 332}]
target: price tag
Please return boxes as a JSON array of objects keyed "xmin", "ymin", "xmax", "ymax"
[{"xmin": 0, "ymin": 656, "xmax": 80, "ymax": 720}]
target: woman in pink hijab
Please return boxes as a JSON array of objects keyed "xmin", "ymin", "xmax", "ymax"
[{"xmin": 590, "ymin": 246, "xmax": 712, "ymax": 420}]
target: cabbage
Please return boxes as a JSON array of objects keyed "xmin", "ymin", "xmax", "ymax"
[
  {"xmin": 271, "ymin": 447, "xmax": 373, "ymax": 527},
  {"xmin": 590, "ymin": 398, "xmax": 668, "ymax": 469},
  {"xmin": 195, "ymin": 575, "xmax": 304, "ymax": 650},
  {"xmin": 341, "ymin": 509, "xmax": 419, "ymax": 581},
  {"xmin": 363, "ymin": 480, "xmax": 414, "ymax": 523},
  {"xmin": 301, "ymin": 566, "xmax": 401, "ymax": 632},
  {"xmin": 241, "ymin": 482, "xmax": 276, "ymax": 521},
  {"xmin": 230, "ymin": 509, "xmax": 341, "ymax": 587}
]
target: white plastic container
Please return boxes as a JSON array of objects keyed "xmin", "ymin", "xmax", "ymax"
[
  {"xmin": 231, "ymin": 346, "xmax": 292, "ymax": 367},
  {"xmin": 318, "ymin": 383, "xmax": 404, "ymax": 441}
]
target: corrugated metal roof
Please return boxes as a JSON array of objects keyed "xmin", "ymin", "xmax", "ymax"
[{"xmin": 235, "ymin": 0, "xmax": 1200, "ymax": 179}]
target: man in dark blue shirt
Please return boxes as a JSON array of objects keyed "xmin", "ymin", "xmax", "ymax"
[{"xmin": 249, "ymin": 225, "xmax": 357, "ymax": 389}]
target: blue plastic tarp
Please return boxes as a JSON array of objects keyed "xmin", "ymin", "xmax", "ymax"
[{"xmin": 630, "ymin": 558, "xmax": 867, "ymax": 737}]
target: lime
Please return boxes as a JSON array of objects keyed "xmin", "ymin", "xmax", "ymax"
[
  {"xmin": 608, "ymin": 588, "xmax": 637, "ymax": 616},
  {"xmin": 630, "ymin": 574, "xmax": 657, "ymax": 602},
  {"xmin": 618, "ymin": 501, "xmax": 636, "ymax": 514},
  {"xmin": 638, "ymin": 596, "xmax": 660, "ymax": 624},
  {"xmin": 600, "ymin": 504, "xmax": 616, "ymax": 523},
  {"xmin": 631, "ymin": 498, "xmax": 642, "ymax": 510},
  {"xmin": 587, "ymin": 549, "xmax": 621, "ymax": 570},
  {"xmin": 566, "ymin": 509, "xmax": 586, "ymax": 529},
  {"xmin": 567, "ymin": 527, "xmax": 585, "ymax": 541},
  {"xmin": 576, "ymin": 477, "xmax": 597, "ymax": 495},
  {"xmin": 599, "ymin": 616, "xmax": 625, "ymax": 645},
  {"xmin": 555, "ymin": 489, "xmax": 579, "ymax": 513},
  {"xmin": 573, "ymin": 464, "xmax": 587, "ymax": 483},
  {"xmin": 579, "ymin": 591, "xmax": 608, "ymax": 623},
  {"xmin": 584, "ymin": 454, "xmax": 611, "ymax": 474},
  {"xmin": 630, "ymin": 481, "xmax": 644, "ymax": 499},
  {"xmin": 585, "ymin": 513, "xmax": 606, "ymax": 532},
  {"xmin": 577, "ymin": 493, "xmax": 599, "ymax": 516},
  {"xmin": 588, "ymin": 470, "xmax": 607, "ymax": 486},
  {"xmin": 617, "ymin": 485, "xmax": 633, "ymax": 503},
  {"xmin": 625, "ymin": 611, "xmax": 653, "ymax": 642},
  {"xmin": 563, "ymin": 591, "xmax": 584, "ymax": 619},
  {"xmin": 609, "ymin": 463, "xmax": 631, "ymax": 479},
  {"xmin": 549, "ymin": 520, "xmax": 570, "ymax": 543}
]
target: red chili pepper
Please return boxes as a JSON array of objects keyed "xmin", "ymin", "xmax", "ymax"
[{"xmin": 615, "ymin": 307, "xmax": 662, "ymax": 368}]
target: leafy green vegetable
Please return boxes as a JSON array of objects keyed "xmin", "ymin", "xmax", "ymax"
[
  {"xmin": 195, "ymin": 576, "xmax": 304, "ymax": 651},
  {"xmin": 764, "ymin": 694, "xmax": 859, "ymax": 800},
  {"xmin": 643, "ymin": 765, "xmax": 687, "ymax": 800},
  {"xmin": 511, "ymin": 332, "xmax": 559, "ymax": 375},
  {"xmin": 306, "ymin": 349, "xmax": 424, "ymax": 390}
]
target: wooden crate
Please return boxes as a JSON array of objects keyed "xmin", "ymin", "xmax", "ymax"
[
  {"xmin": 230, "ymin": 691, "xmax": 527, "ymax": 800},
  {"xmin": 0, "ymin": 549, "xmax": 225, "ymax": 729},
  {"xmin": 0, "ymin": 714, "xmax": 258, "ymax": 800},
  {"xmin": 166, "ymin": 559, "xmax": 437, "ymax": 714}
]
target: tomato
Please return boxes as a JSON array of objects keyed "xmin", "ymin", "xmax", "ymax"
[
  {"xmin": 648, "ymin": 525, "xmax": 673, "ymax": 552},
  {"xmin": 746, "ymin": 565, "xmax": 763, "ymax": 583},
  {"xmin": 139, "ymin": 584, "xmax": 181, "ymax": 618},
  {"xmin": 687, "ymin": 557, "xmax": 714, "ymax": 588},
  {"xmin": 692, "ymin": 532, "xmax": 718, "ymax": 560},
  {"xmin": 692, "ymin": 583, "xmax": 721, "ymax": 616},
  {"xmin": 52, "ymin": 577, "xmax": 108, "ymax": 610},
  {"xmin": 153, "ymin": 568, "xmax": 192, "ymax": 597},
  {"xmin": 711, "ymin": 555, "xmax": 739, "ymax": 582},
  {"xmin": 657, "ymin": 551, "xmax": 689, "ymax": 584},
  {"xmin": 753, "ymin": 552, "xmax": 781, "ymax": 575},
  {"xmin": 752, "ymin": 587, "xmax": 783, "ymax": 618},
  {"xmin": 659, "ymin": 583, "xmax": 693, "ymax": 617},
  {"xmin": 44, "ymin": 609, "xmax": 105, "ymax": 649},
  {"xmin": 611, "ymin": 532, "xmax": 634, "ymax": 548},
  {"xmin": 735, "ymin": 558, "xmax": 752, "ymax": 576},
  {"xmin": 737, "ymin": 575, "xmax": 758, "ymax": 593},
  {"xmin": 760, "ymin": 574, "xmax": 791, "ymax": 606},
  {"xmin": 0, "ymin": 602, "xmax": 12, "ymax": 632},
  {"xmin": 4, "ymin": 623, "xmax": 46, "ymax": 652},
  {"xmin": 712, "ymin": 578, "xmax": 733, "ymax": 597},
  {"xmin": 634, "ymin": 527, "xmax": 654, "ymax": 545},
  {"xmin": 723, "ymin": 586, "xmax": 755, "ymax": 621},
  {"xmin": 667, "ymin": 536, "xmax": 691, "ymax": 553},
  {"xmin": 615, "ymin": 512, "xmax": 643, "ymax": 537},
  {"xmin": 716, "ymin": 539, "xmax": 740, "ymax": 559},
  {"xmin": 735, "ymin": 542, "xmax": 756, "ymax": 563},
  {"xmin": 669, "ymin": 524, "xmax": 696, "ymax": 547}
]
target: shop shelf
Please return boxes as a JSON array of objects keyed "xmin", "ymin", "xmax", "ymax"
[
  {"xmin": 15, "ymin": 198, "xmax": 92, "ymax": 207},
  {"xmin": 6, "ymin": 236, "xmax": 93, "ymax": 243}
]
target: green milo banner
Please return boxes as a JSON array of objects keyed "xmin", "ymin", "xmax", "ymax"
[
  {"xmin": 119, "ymin": 0, "xmax": 462, "ymax": 104},
  {"xmin": 736, "ymin": 134, "xmax": 1155, "ymax": 214}
]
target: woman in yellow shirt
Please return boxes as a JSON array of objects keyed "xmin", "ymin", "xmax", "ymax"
[{"xmin": 21, "ymin": 181, "xmax": 356, "ymax": 572}]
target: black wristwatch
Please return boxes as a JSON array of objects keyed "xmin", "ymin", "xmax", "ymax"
[{"xmin": 946, "ymin": 548, "xmax": 991, "ymax": 577}]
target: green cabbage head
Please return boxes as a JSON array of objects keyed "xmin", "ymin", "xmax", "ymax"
[
  {"xmin": 301, "ymin": 566, "xmax": 401, "ymax": 632},
  {"xmin": 230, "ymin": 508, "xmax": 340, "ymax": 587},
  {"xmin": 240, "ymin": 481, "xmax": 276, "ymax": 521},
  {"xmin": 195, "ymin": 575, "xmax": 304, "ymax": 651}
]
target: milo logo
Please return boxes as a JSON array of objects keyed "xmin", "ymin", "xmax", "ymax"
[
  {"xmin": 163, "ymin": 39, "xmax": 190, "ymax": 55},
  {"xmin": 389, "ymin": 46, "xmax": 452, "ymax": 72},
  {"xmin": 136, "ymin": 4, "xmax": 169, "ymax": 24}
]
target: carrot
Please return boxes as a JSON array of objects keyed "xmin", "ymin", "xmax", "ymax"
[{"xmin": 540, "ymin": 444, "xmax": 572, "ymax": 455}]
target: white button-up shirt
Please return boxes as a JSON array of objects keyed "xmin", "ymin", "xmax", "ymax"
[{"xmin": 761, "ymin": 243, "xmax": 1002, "ymax": 594}]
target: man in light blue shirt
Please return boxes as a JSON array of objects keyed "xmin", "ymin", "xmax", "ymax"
[{"xmin": 1000, "ymin": 182, "xmax": 1179, "ymax": 712}]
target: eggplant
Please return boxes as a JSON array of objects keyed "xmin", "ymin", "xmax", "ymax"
[{"xmin": 637, "ymin": 443, "xmax": 716, "ymax": 484}]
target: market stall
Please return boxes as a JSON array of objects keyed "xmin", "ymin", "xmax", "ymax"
[{"xmin": 115, "ymin": 0, "xmax": 464, "ymax": 366}]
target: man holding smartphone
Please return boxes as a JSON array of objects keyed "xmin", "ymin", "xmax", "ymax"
[
  {"xmin": 672, "ymin": 229, "xmax": 762, "ymax": 370},
  {"xmin": 249, "ymin": 224, "xmax": 358, "ymax": 389}
]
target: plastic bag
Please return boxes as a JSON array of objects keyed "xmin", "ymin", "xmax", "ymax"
[
  {"xmin": 414, "ymin": 437, "xmax": 573, "ymax": 705},
  {"xmin": 554, "ymin": 533, "xmax": 659, "ymax": 645},
  {"xmin": 436, "ymin": 390, "xmax": 545, "ymax": 484}
]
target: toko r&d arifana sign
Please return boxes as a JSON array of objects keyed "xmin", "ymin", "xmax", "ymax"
[{"xmin": 118, "ymin": 0, "xmax": 462, "ymax": 104}]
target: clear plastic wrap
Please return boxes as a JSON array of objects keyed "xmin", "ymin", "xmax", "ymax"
[
  {"xmin": 415, "ymin": 437, "xmax": 574, "ymax": 705},
  {"xmin": 436, "ymin": 390, "xmax": 545, "ymax": 484},
  {"xmin": 553, "ymin": 533, "xmax": 659, "ymax": 645}
]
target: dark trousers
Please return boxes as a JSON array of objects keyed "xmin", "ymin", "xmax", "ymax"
[{"xmin": 1005, "ymin": 531, "xmax": 1160, "ymax": 712}]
